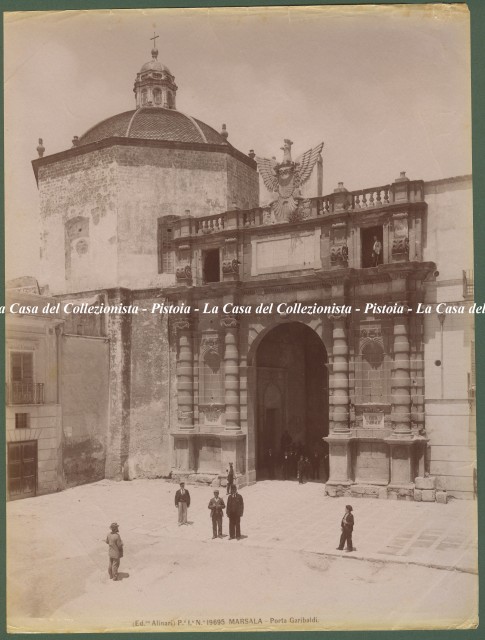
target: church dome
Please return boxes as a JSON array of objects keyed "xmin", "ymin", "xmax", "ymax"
[
  {"xmin": 78, "ymin": 107, "xmax": 229, "ymax": 146},
  {"xmin": 75, "ymin": 42, "xmax": 233, "ymax": 150}
]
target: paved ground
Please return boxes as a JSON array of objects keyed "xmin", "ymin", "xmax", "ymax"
[{"xmin": 7, "ymin": 479, "xmax": 478, "ymax": 633}]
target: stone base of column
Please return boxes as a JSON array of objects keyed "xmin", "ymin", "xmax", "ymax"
[
  {"xmin": 324, "ymin": 434, "xmax": 354, "ymax": 486},
  {"xmin": 172, "ymin": 434, "xmax": 197, "ymax": 473},
  {"xmin": 385, "ymin": 437, "xmax": 417, "ymax": 487}
]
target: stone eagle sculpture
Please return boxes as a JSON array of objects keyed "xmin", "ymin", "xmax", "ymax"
[{"xmin": 256, "ymin": 139, "xmax": 324, "ymax": 221}]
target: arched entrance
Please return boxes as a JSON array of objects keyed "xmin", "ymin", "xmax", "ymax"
[{"xmin": 254, "ymin": 322, "xmax": 329, "ymax": 480}]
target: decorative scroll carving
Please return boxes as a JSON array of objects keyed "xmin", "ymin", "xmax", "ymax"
[
  {"xmin": 222, "ymin": 258, "xmax": 239, "ymax": 275},
  {"xmin": 175, "ymin": 264, "xmax": 192, "ymax": 281},
  {"xmin": 200, "ymin": 403, "xmax": 224, "ymax": 423},
  {"xmin": 391, "ymin": 214, "xmax": 409, "ymax": 260},
  {"xmin": 200, "ymin": 331, "xmax": 220, "ymax": 356},
  {"xmin": 220, "ymin": 315, "xmax": 239, "ymax": 329},
  {"xmin": 172, "ymin": 317, "xmax": 192, "ymax": 332},
  {"xmin": 392, "ymin": 236, "xmax": 409, "ymax": 257},
  {"xmin": 330, "ymin": 243, "xmax": 349, "ymax": 266}
]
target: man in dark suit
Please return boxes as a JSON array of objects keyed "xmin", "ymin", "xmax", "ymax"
[
  {"xmin": 208, "ymin": 489, "xmax": 225, "ymax": 538},
  {"xmin": 337, "ymin": 505, "xmax": 354, "ymax": 551},
  {"xmin": 175, "ymin": 481, "xmax": 190, "ymax": 525},
  {"xmin": 226, "ymin": 462, "xmax": 235, "ymax": 495},
  {"xmin": 226, "ymin": 485, "xmax": 244, "ymax": 540}
]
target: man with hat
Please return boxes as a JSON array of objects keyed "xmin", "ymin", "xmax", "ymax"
[
  {"xmin": 337, "ymin": 505, "xmax": 354, "ymax": 552},
  {"xmin": 208, "ymin": 489, "xmax": 226, "ymax": 538},
  {"xmin": 174, "ymin": 481, "xmax": 191, "ymax": 525},
  {"xmin": 105, "ymin": 522, "xmax": 123, "ymax": 581},
  {"xmin": 226, "ymin": 484, "xmax": 244, "ymax": 540}
]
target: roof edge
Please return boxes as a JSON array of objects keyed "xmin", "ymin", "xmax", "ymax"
[{"xmin": 31, "ymin": 136, "xmax": 257, "ymax": 183}]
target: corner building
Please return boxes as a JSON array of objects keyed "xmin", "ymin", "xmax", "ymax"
[{"xmin": 31, "ymin": 47, "xmax": 475, "ymax": 500}]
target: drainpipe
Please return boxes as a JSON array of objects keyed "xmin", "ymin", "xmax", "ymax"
[{"xmin": 437, "ymin": 310, "xmax": 446, "ymax": 399}]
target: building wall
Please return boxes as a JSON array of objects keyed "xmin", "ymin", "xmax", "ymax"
[
  {"xmin": 36, "ymin": 144, "xmax": 258, "ymax": 295},
  {"xmin": 6, "ymin": 295, "xmax": 63, "ymax": 497},
  {"xmin": 423, "ymin": 175, "xmax": 475, "ymax": 498},
  {"xmin": 61, "ymin": 334, "xmax": 110, "ymax": 488},
  {"xmin": 115, "ymin": 146, "xmax": 258, "ymax": 289},
  {"xmin": 37, "ymin": 148, "xmax": 119, "ymax": 295},
  {"xmin": 124, "ymin": 293, "xmax": 172, "ymax": 478},
  {"xmin": 6, "ymin": 404, "xmax": 63, "ymax": 496}
]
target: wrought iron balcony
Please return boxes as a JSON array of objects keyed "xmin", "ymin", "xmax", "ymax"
[{"xmin": 7, "ymin": 382, "xmax": 45, "ymax": 405}]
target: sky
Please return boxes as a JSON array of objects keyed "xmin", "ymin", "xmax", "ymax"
[{"xmin": 4, "ymin": 5, "xmax": 472, "ymax": 281}]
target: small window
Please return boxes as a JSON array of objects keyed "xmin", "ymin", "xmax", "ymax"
[
  {"xmin": 15, "ymin": 413, "xmax": 30, "ymax": 429},
  {"xmin": 361, "ymin": 225, "xmax": 383, "ymax": 268},
  {"xmin": 203, "ymin": 249, "xmax": 220, "ymax": 283},
  {"xmin": 158, "ymin": 216, "xmax": 178, "ymax": 274},
  {"xmin": 11, "ymin": 352, "xmax": 33, "ymax": 383}
]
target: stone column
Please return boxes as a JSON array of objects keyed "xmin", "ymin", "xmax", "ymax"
[
  {"xmin": 221, "ymin": 315, "xmax": 240, "ymax": 430},
  {"xmin": 324, "ymin": 313, "xmax": 353, "ymax": 494},
  {"xmin": 391, "ymin": 314, "xmax": 411, "ymax": 436},
  {"xmin": 173, "ymin": 318, "xmax": 194, "ymax": 429},
  {"xmin": 105, "ymin": 289, "xmax": 132, "ymax": 480},
  {"xmin": 330, "ymin": 315, "xmax": 350, "ymax": 434}
]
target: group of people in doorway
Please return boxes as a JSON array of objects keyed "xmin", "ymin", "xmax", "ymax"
[{"xmin": 265, "ymin": 431, "xmax": 328, "ymax": 482}]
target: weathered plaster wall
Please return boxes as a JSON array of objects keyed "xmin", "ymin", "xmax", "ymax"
[
  {"xmin": 125, "ymin": 293, "xmax": 171, "ymax": 478},
  {"xmin": 423, "ymin": 176, "xmax": 475, "ymax": 498},
  {"xmin": 115, "ymin": 146, "xmax": 258, "ymax": 289},
  {"xmin": 37, "ymin": 149, "xmax": 119, "ymax": 295},
  {"xmin": 61, "ymin": 334, "xmax": 109, "ymax": 488}
]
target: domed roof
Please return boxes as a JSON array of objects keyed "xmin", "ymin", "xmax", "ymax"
[
  {"xmin": 78, "ymin": 107, "xmax": 229, "ymax": 146},
  {"xmin": 140, "ymin": 58, "xmax": 172, "ymax": 74}
]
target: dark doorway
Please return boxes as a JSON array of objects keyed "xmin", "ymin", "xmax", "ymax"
[
  {"xmin": 255, "ymin": 323, "xmax": 328, "ymax": 480},
  {"xmin": 203, "ymin": 249, "xmax": 220, "ymax": 283},
  {"xmin": 361, "ymin": 225, "xmax": 383, "ymax": 268},
  {"xmin": 8, "ymin": 440, "xmax": 37, "ymax": 500}
]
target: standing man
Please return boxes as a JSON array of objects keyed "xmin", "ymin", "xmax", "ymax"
[
  {"xmin": 337, "ymin": 505, "xmax": 354, "ymax": 552},
  {"xmin": 297, "ymin": 455, "xmax": 305, "ymax": 484},
  {"xmin": 208, "ymin": 489, "xmax": 225, "ymax": 539},
  {"xmin": 267, "ymin": 448, "xmax": 275, "ymax": 479},
  {"xmin": 226, "ymin": 485, "xmax": 244, "ymax": 540},
  {"xmin": 282, "ymin": 451, "xmax": 289, "ymax": 480},
  {"xmin": 105, "ymin": 522, "xmax": 123, "ymax": 581},
  {"xmin": 175, "ymin": 481, "xmax": 191, "ymax": 526},
  {"xmin": 372, "ymin": 235, "xmax": 382, "ymax": 266},
  {"xmin": 311, "ymin": 447, "xmax": 321, "ymax": 480},
  {"xmin": 226, "ymin": 462, "xmax": 235, "ymax": 495}
]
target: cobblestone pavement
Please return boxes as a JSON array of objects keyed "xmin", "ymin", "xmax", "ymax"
[{"xmin": 7, "ymin": 478, "xmax": 478, "ymax": 633}]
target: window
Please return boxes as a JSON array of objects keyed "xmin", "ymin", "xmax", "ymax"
[
  {"xmin": 11, "ymin": 352, "xmax": 33, "ymax": 384},
  {"xmin": 361, "ymin": 225, "xmax": 383, "ymax": 268},
  {"xmin": 157, "ymin": 216, "xmax": 178, "ymax": 274},
  {"xmin": 65, "ymin": 216, "xmax": 89, "ymax": 279},
  {"xmin": 153, "ymin": 89, "xmax": 161, "ymax": 105},
  {"xmin": 203, "ymin": 249, "xmax": 220, "ymax": 283},
  {"xmin": 15, "ymin": 413, "xmax": 30, "ymax": 429}
]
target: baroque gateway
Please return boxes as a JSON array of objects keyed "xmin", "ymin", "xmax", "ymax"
[{"xmin": 8, "ymin": 44, "xmax": 475, "ymax": 501}]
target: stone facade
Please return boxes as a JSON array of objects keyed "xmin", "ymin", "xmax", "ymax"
[{"xmin": 28, "ymin": 49, "xmax": 475, "ymax": 500}]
